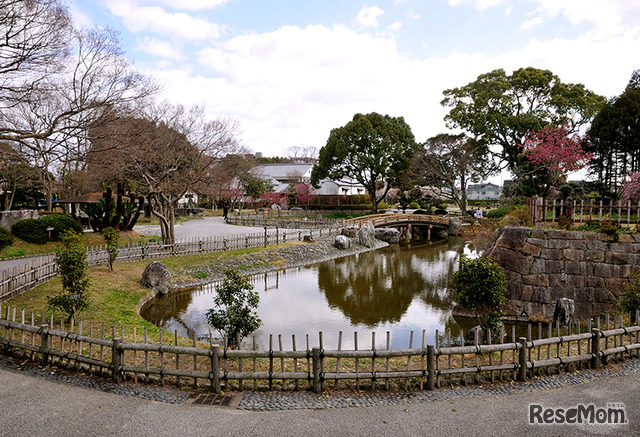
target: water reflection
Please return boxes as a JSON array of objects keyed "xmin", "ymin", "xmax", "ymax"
[{"xmin": 140, "ymin": 238, "xmax": 473, "ymax": 348}]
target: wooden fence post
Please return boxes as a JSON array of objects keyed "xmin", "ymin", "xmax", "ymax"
[
  {"xmin": 427, "ymin": 344, "xmax": 435, "ymax": 390},
  {"xmin": 211, "ymin": 344, "xmax": 221, "ymax": 393},
  {"xmin": 312, "ymin": 347, "xmax": 322, "ymax": 393},
  {"xmin": 40, "ymin": 325, "xmax": 49, "ymax": 366},
  {"xmin": 591, "ymin": 329, "xmax": 600, "ymax": 370},
  {"xmin": 518, "ymin": 337, "xmax": 528, "ymax": 381},
  {"xmin": 111, "ymin": 338, "xmax": 123, "ymax": 383}
]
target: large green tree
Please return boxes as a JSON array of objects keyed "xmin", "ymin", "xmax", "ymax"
[
  {"xmin": 409, "ymin": 133, "xmax": 497, "ymax": 216},
  {"xmin": 441, "ymin": 67, "xmax": 605, "ymax": 173},
  {"xmin": 311, "ymin": 112, "xmax": 419, "ymax": 213},
  {"xmin": 586, "ymin": 70, "xmax": 640, "ymax": 193}
]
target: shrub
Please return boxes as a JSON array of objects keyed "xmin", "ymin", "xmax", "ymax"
[
  {"xmin": 0, "ymin": 227, "xmax": 14, "ymax": 250},
  {"xmin": 11, "ymin": 218, "xmax": 49, "ymax": 244},
  {"xmin": 575, "ymin": 221, "xmax": 601, "ymax": 232},
  {"xmin": 498, "ymin": 205, "xmax": 533, "ymax": 227},
  {"xmin": 450, "ymin": 256, "xmax": 508, "ymax": 339},
  {"xmin": 47, "ymin": 231, "xmax": 89, "ymax": 322},
  {"xmin": 486, "ymin": 205, "xmax": 516, "ymax": 219},
  {"xmin": 621, "ymin": 272, "xmax": 640, "ymax": 323},
  {"xmin": 436, "ymin": 203, "xmax": 449, "ymax": 210},
  {"xmin": 556, "ymin": 214, "xmax": 572, "ymax": 230},
  {"xmin": 407, "ymin": 202, "xmax": 420, "ymax": 209},
  {"xmin": 600, "ymin": 221, "xmax": 618, "ymax": 236},
  {"xmin": 39, "ymin": 214, "xmax": 83, "ymax": 239},
  {"xmin": 205, "ymin": 269, "xmax": 261, "ymax": 348},
  {"xmin": 102, "ymin": 227, "xmax": 119, "ymax": 271}
]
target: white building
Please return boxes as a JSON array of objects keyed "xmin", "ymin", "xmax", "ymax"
[
  {"xmin": 467, "ymin": 183, "xmax": 501, "ymax": 200},
  {"xmin": 252, "ymin": 163, "xmax": 366, "ymax": 196}
]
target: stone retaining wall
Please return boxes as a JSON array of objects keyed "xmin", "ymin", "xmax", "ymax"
[{"xmin": 485, "ymin": 226, "xmax": 640, "ymax": 319}]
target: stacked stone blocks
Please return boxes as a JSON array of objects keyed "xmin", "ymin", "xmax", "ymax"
[{"xmin": 486, "ymin": 226, "xmax": 639, "ymax": 319}]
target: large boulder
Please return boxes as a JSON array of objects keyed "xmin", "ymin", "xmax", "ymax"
[
  {"xmin": 553, "ymin": 298, "xmax": 575, "ymax": 328},
  {"xmin": 141, "ymin": 261, "xmax": 172, "ymax": 296},
  {"xmin": 341, "ymin": 227, "xmax": 358, "ymax": 238},
  {"xmin": 0, "ymin": 210, "xmax": 39, "ymax": 230},
  {"xmin": 464, "ymin": 325, "xmax": 484, "ymax": 345},
  {"xmin": 374, "ymin": 228, "xmax": 400, "ymax": 244},
  {"xmin": 448, "ymin": 217, "xmax": 462, "ymax": 235},
  {"xmin": 334, "ymin": 235, "xmax": 353, "ymax": 249},
  {"xmin": 357, "ymin": 222, "xmax": 376, "ymax": 248}
]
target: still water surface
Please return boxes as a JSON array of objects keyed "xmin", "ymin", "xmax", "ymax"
[{"xmin": 140, "ymin": 238, "xmax": 475, "ymax": 349}]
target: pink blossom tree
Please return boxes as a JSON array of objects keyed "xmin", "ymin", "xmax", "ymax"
[
  {"xmin": 293, "ymin": 183, "xmax": 316, "ymax": 208},
  {"xmin": 621, "ymin": 172, "xmax": 640, "ymax": 203},
  {"xmin": 520, "ymin": 126, "xmax": 592, "ymax": 197},
  {"xmin": 257, "ymin": 192, "xmax": 286, "ymax": 209}
]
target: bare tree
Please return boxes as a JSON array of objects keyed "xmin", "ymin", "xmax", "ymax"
[
  {"xmin": 0, "ymin": 0, "xmax": 72, "ymax": 111},
  {"xmin": 89, "ymin": 102, "xmax": 241, "ymax": 243},
  {"xmin": 409, "ymin": 134, "xmax": 498, "ymax": 215},
  {"xmin": 285, "ymin": 145, "xmax": 318, "ymax": 163},
  {"xmin": 0, "ymin": 1, "xmax": 156, "ymax": 209}
]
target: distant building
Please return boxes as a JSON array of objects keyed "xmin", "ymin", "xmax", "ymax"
[
  {"xmin": 251, "ymin": 163, "xmax": 314, "ymax": 193},
  {"xmin": 314, "ymin": 177, "xmax": 366, "ymax": 196},
  {"xmin": 177, "ymin": 191, "xmax": 198, "ymax": 206},
  {"xmin": 467, "ymin": 183, "xmax": 501, "ymax": 200},
  {"xmin": 251, "ymin": 163, "xmax": 366, "ymax": 196}
]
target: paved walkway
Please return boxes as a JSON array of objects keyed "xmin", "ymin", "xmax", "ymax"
[
  {"xmin": 134, "ymin": 216, "xmax": 267, "ymax": 240},
  {"xmin": 0, "ymin": 353, "xmax": 639, "ymax": 436},
  {"xmin": 0, "ymin": 217, "xmax": 270, "ymax": 273}
]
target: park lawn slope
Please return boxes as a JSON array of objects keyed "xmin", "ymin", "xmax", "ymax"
[{"xmin": 4, "ymin": 243, "xmax": 303, "ymax": 342}]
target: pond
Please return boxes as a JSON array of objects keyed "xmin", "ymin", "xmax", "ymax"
[{"xmin": 140, "ymin": 238, "xmax": 477, "ymax": 349}]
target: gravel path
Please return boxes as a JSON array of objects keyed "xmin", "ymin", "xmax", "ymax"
[{"xmin": 2, "ymin": 351, "xmax": 640, "ymax": 415}]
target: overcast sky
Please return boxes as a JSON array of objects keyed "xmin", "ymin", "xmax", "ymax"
[{"xmin": 69, "ymin": 0, "xmax": 640, "ymax": 168}]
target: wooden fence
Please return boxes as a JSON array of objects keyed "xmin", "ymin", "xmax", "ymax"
[
  {"xmin": 0, "ymin": 227, "xmax": 340, "ymax": 302},
  {"xmin": 0, "ymin": 254, "xmax": 57, "ymax": 303},
  {"xmin": 226, "ymin": 213, "xmax": 343, "ymax": 229},
  {"xmin": 2, "ymin": 303, "xmax": 639, "ymax": 393},
  {"xmin": 528, "ymin": 197, "xmax": 640, "ymax": 227}
]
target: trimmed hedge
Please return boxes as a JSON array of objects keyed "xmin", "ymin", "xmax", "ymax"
[
  {"xmin": 0, "ymin": 227, "xmax": 14, "ymax": 250},
  {"xmin": 11, "ymin": 214, "xmax": 82, "ymax": 244},
  {"xmin": 39, "ymin": 214, "xmax": 83, "ymax": 239},
  {"xmin": 306, "ymin": 204, "xmax": 373, "ymax": 211},
  {"xmin": 11, "ymin": 219, "xmax": 48, "ymax": 244}
]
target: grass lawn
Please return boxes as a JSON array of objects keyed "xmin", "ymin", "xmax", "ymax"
[{"xmin": 3, "ymin": 243, "xmax": 299, "ymax": 344}]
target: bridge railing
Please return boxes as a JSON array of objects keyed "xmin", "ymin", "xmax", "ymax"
[{"xmin": 343, "ymin": 213, "xmax": 450, "ymax": 228}]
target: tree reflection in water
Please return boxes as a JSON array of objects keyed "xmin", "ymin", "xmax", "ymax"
[{"xmin": 140, "ymin": 238, "xmax": 473, "ymax": 348}]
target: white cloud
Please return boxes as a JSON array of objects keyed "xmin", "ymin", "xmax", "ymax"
[
  {"xmin": 521, "ymin": 16, "xmax": 543, "ymax": 30},
  {"xmin": 137, "ymin": 37, "xmax": 185, "ymax": 61},
  {"xmin": 388, "ymin": 21, "xmax": 403, "ymax": 31},
  {"xmin": 67, "ymin": 1, "xmax": 94, "ymax": 29},
  {"xmin": 525, "ymin": 0, "xmax": 640, "ymax": 38},
  {"xmin": 136, "ymin": 5, "xmax": 640, "ymax": 157},
  {"xmin": 105, "ymin": 0, "xmax": 225, "ymax": 40},
  {"xmin": 356, "ymin": 6, "xmax": 385, "ymax": 28},
  {"xmin": 448, "ymin": 0, "xmax": 506, "ymax": 11},
  {"xmin": 122, "ymin": 0, "xmax": 233, "ymax": 11}
]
